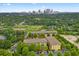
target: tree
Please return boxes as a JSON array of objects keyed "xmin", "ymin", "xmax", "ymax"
[
  {"xmin": 48, "ymin": 51, "xmax": 54, "ymax": 56},
  {"xmin": 57, "ymin": 51, "xmax": 62, "ymax": 56},
  {"xmin": 3, "ymin": 27, "xmax": 14, "ymax": 40},
  {"xmin": 27, "ymin": 51, "xmax": 36, "ymax": 56},
  {"xmin": 28, "ymin": 32, "xmax": 33, "ymax": 38},
  {"xmin": 4, "ymin": 40, "xmax": 12, "ymax": 49},
  {"xmin": 29, "ymin": 43, "xmax": 36, "ymax": 51},
  {"xmin": 13, "ymin": 51, "xmax": 20, "ymax": 56},
  {"xmin": 39, "ymin": 33, "xmax": 45, "ymax": 38},
  {"xmin": 70, "ymin": 50, "xmax": 78, "ymax": 56},
  {"xmin": 0, "ymin": 40, "xmax": 4, "ymax": 48},
  {"xmin": 43, "ymin": 43, "xmax": 48, "ymax": 51},
  {"xmin": 33, "ymin": 33, "xmax": 37, "ymax": 38},
  {"xmin": 16, "ymin": 41, "xmax": 23, "ymax": 54},
  {"xmin": 75, "ymin": 38, "xmax": 79, "ymax": 43},
  {"xmin": 0, "ymin": 49, "xmax": 12, "ymax": 56},
  {"xmin": 3, "ymin": 27, "xmax": 17, "ymax": 43},
  {"xmin": 40, "ymin": 52, "xmax": 45, "ymax": 56},
  {"xmin": 36, "ymin": 43, "xmax": 41, "ymax": 51},
  {"xmin": 66, "ymin": 44, "xmax": 71, "ymax": 49},
  {"xmin": 61, "ymin": 41, "xmax": 66, "ymax": 48},
  {"xmin": 16, "ymin": 31, "xmax": 24, "ymax": 42},
  {"xmin": 64, "ymin": 51, "xmax": 71, "ymax": 56},
  {"xmin": 16, "ymin": 42, "xmax": 28, "ymax": 55},
  {"xmin": 0, "ymin": 40, "xmax": 12, "ymax": 49},
  {"xmin": 22, "ymin": 46, "xmax": 29, "ymax": 56}
]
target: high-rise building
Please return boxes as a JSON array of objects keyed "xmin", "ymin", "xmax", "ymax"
[{"xmin": 44, "ymin": 9, "xmax": 53, "ymax": 14}]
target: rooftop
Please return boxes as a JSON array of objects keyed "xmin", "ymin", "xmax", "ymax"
[
  {"xmin": 24, "ymin": 38, "xmax": 47, "ymax": 44},
  {"xmin": 46, "ymin": 36, "xmax": 61, "ymax": 45},
  {"xmin": 0, "ymin": 35, "xmax": 6, "ymax": 40},
  {"xmin": 24, "ymin": 36, "xmax": 61, "ymax": 45}
]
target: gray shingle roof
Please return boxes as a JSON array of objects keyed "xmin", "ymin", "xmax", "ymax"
[
  {"xmin": 24, "ymin": 38, "xmax": 47, "ymax": 44},
  {"xmin": 24, "ymin": 36, "xmax": 61, "ymax": 45},
  {"xmin": 46, "ymin": 37, "xmax": 61, "ymax": 45}
]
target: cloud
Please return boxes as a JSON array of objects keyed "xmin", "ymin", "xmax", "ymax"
[
  {"xmin": 7, "ymin": 3, "xmax": 11, "ymax": 6},
  {"xmin": 1, "ymin": 3, "xmax": 11, "ymax": 6}
]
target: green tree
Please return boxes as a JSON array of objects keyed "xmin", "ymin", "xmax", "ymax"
[
  {"xmin": 16, "ymin": 31, "xmax": 24, "ymax": 42},
  {"xmin": 28, "ymin": 32, "xmax": 32, "ymax": 38},
  {"xmin": 0, "ymin": 49, "xmax": 12, "ymax": 56},
  {"xmin": 70, "ymin": 50, "xmax": 78, "ymax": 56},
  {"xmin": 10, "ymin": 35, "xmax": 17, "ymax": 43},
  {"xmin": 39, "ymin": 33, "xmax": 45, "ymax": 38},
  {"xmin": 61, "ymin": 41, "xmax": 66, "ymax": 48},
  {"xmin": 57, "ymin": 51, "xmax": 62, "ymax": 56},
  {"xmin": 36, "ymin": 43, "xmax": 41, "ymax": 51},
  {"xmin": 43, "ymin": 44, "xmax": 48, "ymax": 51},
  {"xmin": 0, "ymin": 40, "xmax": 12, "ymax": 49},
  {"xmin": 64, "ymin": 51, "xmax": 71, "ymax": 56},
  {"xmin": 16, "ymin": 42, "xmax": 28, "ymax": 55},
  {"xmin": 0, "ymin": 40, "xmax": 4, "ymax": 48},
  {"xmin": 33, "ymin": 33, "xmax": 38, "ymax": 38},
  {"xmin": 13, "ymin": 51, "xmax": 20, "ymax": 56},
  {"xmin": 4, "ymin": 40, "xmax": 12, "ymax": 49},
  {"xmin": 48, "ymin": 51, "xmax": 54, "ymax": 56},
  {"xmin": 27, "ymin": 51, "xmax": 36, "ymax": 56},
  {"xmin": 22, "ymin": 47, "xmax": 29, "ymax": 56},
  {"xmin": 66, "ymin": 44, "xmax": 71, "ymax": 49},
  {"xmin": 16, "ymin": 41, "xmax": 23, "ymax": 54},
  {"xmin": 29, "ymin": 43, "xmax": 36, "ymax": 51},
  {"xmin": 75, "ymin": 38, "xmax": 79, "ymax": 43}
]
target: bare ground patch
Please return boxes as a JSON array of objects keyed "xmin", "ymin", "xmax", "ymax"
[{"xmin": 60, "ymin": 35, "xmax": 79, "ymax": 48}]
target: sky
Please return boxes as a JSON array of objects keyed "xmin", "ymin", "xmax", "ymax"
[{"xmin": 0, "ymin": 3, "xmax": 79, "ymax": 12}]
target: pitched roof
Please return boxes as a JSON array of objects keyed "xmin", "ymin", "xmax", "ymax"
[
  {"xmin": 24, "ymin": 38, "xmax": 47, "ymax": 44},
  {"xmin": 24, "ymin": 36, "xmax": 61, "ymax": 46},
  {"xmin": 46, "ymin": 36, "xmax": 61, "ymax": 45}
]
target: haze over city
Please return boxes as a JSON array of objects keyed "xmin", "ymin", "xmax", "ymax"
[{"xmin": 0, "ymin": 3, "xmax": 79, "ymax": 12}]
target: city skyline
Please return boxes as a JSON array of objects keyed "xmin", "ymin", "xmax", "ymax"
[{"xmin": 0, "ymin": 3, "xmax": 79, "ymax": 12}]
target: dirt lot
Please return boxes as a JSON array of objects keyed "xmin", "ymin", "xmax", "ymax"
[{"xmin": 60, "ymin": 35, "xmax": 79, "ymax": 48}]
